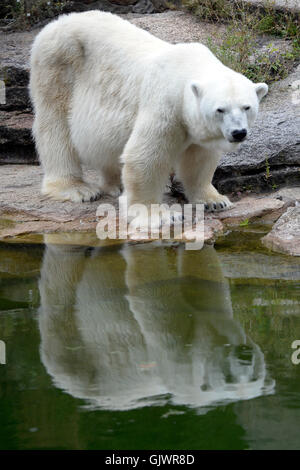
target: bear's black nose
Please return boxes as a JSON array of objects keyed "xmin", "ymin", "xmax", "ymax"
[{"xmin": 231, "ymin": 129, "xmax": 247, "ymax": 142}]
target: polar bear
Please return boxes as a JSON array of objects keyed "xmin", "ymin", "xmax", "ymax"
[{"xmin": 30, "ymin": 10, "xmax": 268, "ymax": 216}]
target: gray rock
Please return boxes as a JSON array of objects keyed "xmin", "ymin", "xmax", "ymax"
[
  {"xmin": 218, "ymin": 194, "xmax": 286, "ymax": 225},
  {"xmin": 0, "ymin": 64, "xmax": 29, "ymax": 87},
  {"xmin": 60, "ymin": 0, "xmax": 167, "ymax": 15},
  {"xmin": 261, "ymin": 205, "xmax": 300, "ymax": 256},
  {"xmin": 0, "ymin": 32, "xmax": 34, "ymax": 161},
  {"xmin": 214, "ymin": 65, "xmax": 300, "ymax": 193},
  {"xmin": 0, "ymin": 111, "xmax": 36, "ymax": 164},
  {"xmin": 275, "ymin": 186, "xmax": 300, "ymax": 203},
  {"xmin": 0, "ymin": 86, "xmax": 31, "ymax": 111},
  {"xmin": 241, "ymin": 0, "xmax": 300, "ymax": 14}
]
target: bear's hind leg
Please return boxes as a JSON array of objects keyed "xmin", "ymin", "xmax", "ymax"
[
  {"xmin": 97, "ymin": 163, "xmax": 122, "ymax": 198},
  {"xmin": 33, "ymin": 109, "xmax": 103, "ymax": 203}
]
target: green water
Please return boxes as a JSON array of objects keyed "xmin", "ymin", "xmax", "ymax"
[{"xmin": 0, "ymin": 232, "xmax": 300, "ymax": 450}]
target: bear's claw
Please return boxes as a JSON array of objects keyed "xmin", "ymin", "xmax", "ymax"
[{"xmin": 202, "ymin": 198, "xmax": 232, "ymax": 212}]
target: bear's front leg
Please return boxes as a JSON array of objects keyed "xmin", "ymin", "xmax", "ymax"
[
  {"xmin": 178, "ymin": 144, "xmax": 233, "ymax": 212},
  {"xmin": 121, "ymin": 117, "xmax": 183, "ymax": 232},
  {"xmin": 122, "ymin": 160, "xmax": 172, "ymax": 233}
]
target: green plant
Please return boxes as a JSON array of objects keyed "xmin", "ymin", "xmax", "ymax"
[
  {"xmin": 239, "ymin": 218, "xmax": 249, "ymax": 227},
  {"xmin": 3, "ymin": 0, "xmax": 66, "ymax": 29},
  {"xmin": 265, "ymin": 157, "xmax": 271, "ymax": 179},
  {"xmin": 183, "ymin": 0, "xmax": 300, "ymax": 84}
]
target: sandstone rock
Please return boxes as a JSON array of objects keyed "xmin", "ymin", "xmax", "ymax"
[
  {"xmin": 261, "ymin": 205, "xmax": 300, "ymax": 256},
  {"xmin": 0, "ymin": 218, "xmax": 99, "ymax": 239},
  {"xmin": 0, "ymin": 164, "xmax": 299, "ymax": 256},
  {"xmin": 0, "ymin": 165, "xmax": 224, "ymax": 243},
  {"xmin": 0, "ymin": 164, "xmax": 292, "ymax": 248},
  {"xmin": 0, "ymin": 165, "xmax": 104, "ymax": 223},
  {"xmin": 218, "ymin": 195, "xmax": 286, "ymax": 226},
  {"xmin": 202, "ymin": 217, "xmax": 224, "ymax": 244}
]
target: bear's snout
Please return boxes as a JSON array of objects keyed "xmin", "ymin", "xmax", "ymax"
[{"xmin": 231, "ymin": 129, "xmax": 247, "ymax": 142}]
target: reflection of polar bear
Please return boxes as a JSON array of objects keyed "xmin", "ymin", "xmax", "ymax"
[
  {"xmin": 30, "ymin": 11, "xmax": 267, "ymax": 220},
  {"xmin": 39, "ymin": 241, "xmax": 274, "ymax": 411}
]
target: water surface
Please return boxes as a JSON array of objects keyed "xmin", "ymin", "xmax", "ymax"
[{"xmin": 0, "ymin": 231, "xmax": 299, "ymax": 450}]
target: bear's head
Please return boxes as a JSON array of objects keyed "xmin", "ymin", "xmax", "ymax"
[{"xmin": 184, "ymin": 72, "xmax": 268, "ymax": 147}]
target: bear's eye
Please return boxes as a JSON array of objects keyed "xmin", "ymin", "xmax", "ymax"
[
  {"xmin": 244, "ymin": 106, "xmax": 251, "ymax": 111},
  {"xmin": 217, "ymin": 108, "xmax": 225, "ymax": 113}
]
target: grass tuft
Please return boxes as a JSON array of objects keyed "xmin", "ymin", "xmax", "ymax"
[
  {"xmin": 183, "ymin": 0, "xmax": 300, "ymax": 83},
  {"xmin": 0, "ymin": 0, "xmax": 66, "ymax": 30}
]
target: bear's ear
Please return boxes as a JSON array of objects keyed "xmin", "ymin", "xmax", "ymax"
[
  {"xmin": 190, "ymin": 81, "xmax": 203, "ymax": 99},
  {"xmin": 255, "ymin": 83, "xmax": 268, "ymax": 102}
]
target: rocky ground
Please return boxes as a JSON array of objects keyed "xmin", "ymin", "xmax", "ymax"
[
  {"xmin": 0, "ymin": 8, "xmax": 299, "ymax": 255},
  {"xmin": 0, "ymin": 164, "xmax": 299, "ymax": 256}
]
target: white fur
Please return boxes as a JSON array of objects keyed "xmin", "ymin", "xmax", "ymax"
[{"xmin": 30, "ymin": 11, "xmax": 267, "ymax": 214}]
